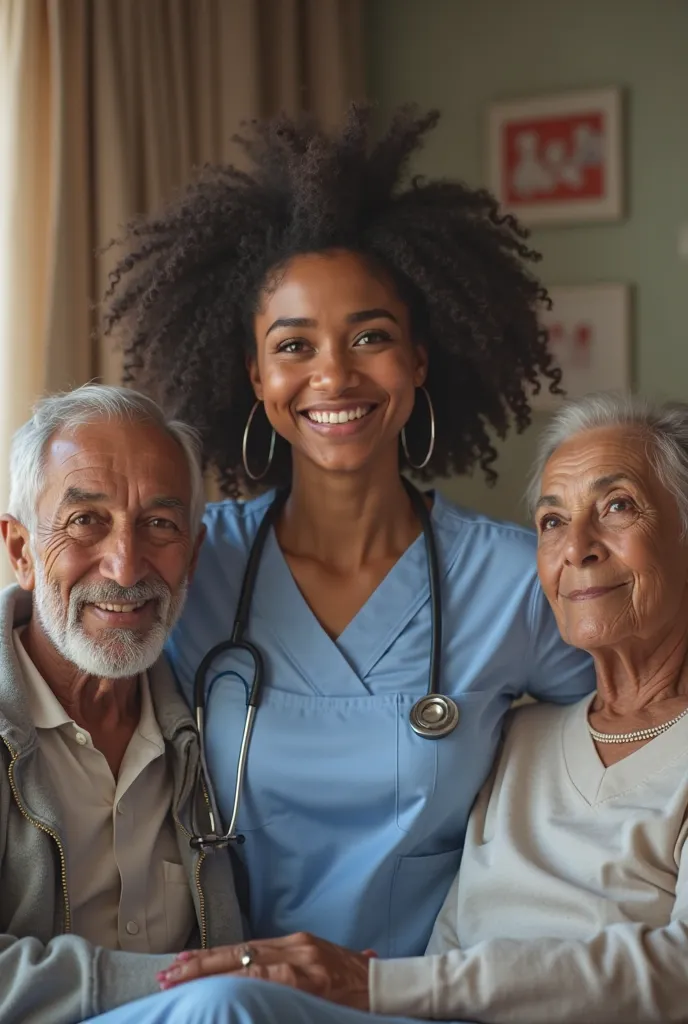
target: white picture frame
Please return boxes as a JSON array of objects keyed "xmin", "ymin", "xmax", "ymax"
[
  {"xmin": 532, "ymin": 284, "xmax": 632, "ymax": 411},
  {"xmin": 487, "ymin": 88, "xmax": 623, "ymax": 225}
]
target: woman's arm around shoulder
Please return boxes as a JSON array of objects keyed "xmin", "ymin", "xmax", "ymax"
[{"xmin": 524, "ymin": 575, "xmax": 595, "ymax": 703}]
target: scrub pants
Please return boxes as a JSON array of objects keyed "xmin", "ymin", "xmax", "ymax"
[{"xmin": 89, "ymin": 975, "xmax": 470, "ymax": 1024}]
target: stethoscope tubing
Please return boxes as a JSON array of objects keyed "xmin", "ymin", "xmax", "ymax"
[{"xmin": 190, "ymin": 478, "xmax": 454, "ymax": 850}]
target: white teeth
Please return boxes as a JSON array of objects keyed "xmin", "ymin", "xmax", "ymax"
[
  {"xmin": 307, "ymin": 406, "xmax": 371, "ymax": 424},
  {"xmin": 93, "ymin": 601, "xmax": 147, "ymax": 613}
]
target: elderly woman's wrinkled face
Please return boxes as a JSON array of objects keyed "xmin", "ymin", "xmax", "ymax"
[{"xmin": 535, "ymin": 426, "xmax": 688, "ymax": 651}]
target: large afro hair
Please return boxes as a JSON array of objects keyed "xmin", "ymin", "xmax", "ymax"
[{"xmin": 102, "ymin": 104, "xmax": 559, "ymax": 496}]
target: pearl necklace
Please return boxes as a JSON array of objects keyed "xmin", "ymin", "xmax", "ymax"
[{"xmin": 588, "ymin": 707, "xmax": 688, "ymax": 744}]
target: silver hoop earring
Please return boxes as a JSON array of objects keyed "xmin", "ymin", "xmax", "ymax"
[
  {"xmin": 401, "ymin": 386, "xmax": 435, "ymax": 470},
  {"xmin": 242, "ymin": 401, "xmax": 276, "ymax": 481}
]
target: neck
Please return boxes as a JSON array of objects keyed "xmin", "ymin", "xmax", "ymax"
[
  {"xmin": 591, "ymin": 625, "xmax": 688, "ymax": 716},
  {"xmin": 21, "ymin": 617, "xmax": 140, "ymax": 731},
  {"xmin": 279, "ymin": 453, "xmax": 422, "ymax": 569}
]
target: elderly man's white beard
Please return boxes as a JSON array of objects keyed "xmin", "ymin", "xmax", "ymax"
[{"xmin": 32, "ymin": 563, "xmax": 187, "ymax": 679}]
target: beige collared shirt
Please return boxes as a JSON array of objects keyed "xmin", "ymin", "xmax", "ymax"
[{"xmin": 13, "ymin": 627, "xmax": 195, "ymax": 954}]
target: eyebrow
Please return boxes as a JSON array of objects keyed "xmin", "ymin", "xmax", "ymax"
[
  {"xmin": 265, "ymin": 308, "xmax": 399, "ymax": 336},
  {"xmin": 58, "ymin": 487, "xmax": 108, "ymax": 510},
  {"xmin": 148, "ymin": 496, "xmax": 187, "ymax": 516},
  {"xmin": 535, "ymin": 473, "xmax": 636, "ymax": 511},
  {"xmin": 57, "ymin": 489, "xmax": 187, "ymax": 516}
]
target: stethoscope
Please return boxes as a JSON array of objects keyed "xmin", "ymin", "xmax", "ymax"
[{"xmin": 190, "ymin": 478, "xmax": 460, "ymax": 853}]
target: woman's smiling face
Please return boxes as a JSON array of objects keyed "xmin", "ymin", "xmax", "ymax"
[
  {"xmin": 535, "ymin": 425, "xmax": 688, "ymax": 651},
  {"xmin": 249, "ymin": 250, "xmax": 427, "ymax": 477}
]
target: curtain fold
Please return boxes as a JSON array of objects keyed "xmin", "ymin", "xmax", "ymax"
[
  {"xmin": 45, "ymin": 0, "xmax": 93, "ymax": 392},
  {"xmin": 0, "ymin": 0, "xmax": 364, "ymax": 585},
  {"xmin": 0, "ymin": 0, "xmax": 53, "ymax": 558}
]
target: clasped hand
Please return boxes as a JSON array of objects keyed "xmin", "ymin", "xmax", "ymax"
[{"xmin": 157, "ymin": 932, "xmax": 375, "ymax": 1010}]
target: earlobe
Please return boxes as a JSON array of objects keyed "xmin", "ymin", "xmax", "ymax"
[
  {"xmin": 413, "ymin": 344, "xmax": 429, "ymax": 387},
  {"xmin": 245, "ymin": 356, "xmax": 264, "ymax": 401},
  {"xmin": 0, "ymin": 516, "xmax": 36, "ymax": 591}
]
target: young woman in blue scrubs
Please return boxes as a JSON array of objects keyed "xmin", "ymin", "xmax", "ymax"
[{"xmin": 98, "ymin": 106, "xmax": 594, "ymax": 1023}]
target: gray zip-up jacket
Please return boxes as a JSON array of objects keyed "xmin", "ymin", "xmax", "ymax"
[{"xmin": 0, "ymin": 585, "xmax": 244, "ymax": 1024}]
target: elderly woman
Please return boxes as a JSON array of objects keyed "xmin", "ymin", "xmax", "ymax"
[{"xmin": 137, "ymin": 391, "xmax": 686, "ymax": 1024}]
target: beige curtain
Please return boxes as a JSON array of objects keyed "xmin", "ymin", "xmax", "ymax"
[{"xmin": 0, "ymin": 0, "xmax": 364, "ymax": 585}]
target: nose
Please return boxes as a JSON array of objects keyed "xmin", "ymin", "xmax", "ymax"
[
  {"xmin": 98, "ymin": 524, "xmax": 147, "ymax": 588},
  {"xmin": 310, "ymin": 344, "xmax": 360, "ymax": 395},
  {"xmin": 563, "ymin": 516, "xmax": 608, "ymax": 568}
]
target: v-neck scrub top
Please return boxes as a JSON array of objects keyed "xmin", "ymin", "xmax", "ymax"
[{"xmin": 167, "ymin": 490, "xmax": 594, "ymax": 958}]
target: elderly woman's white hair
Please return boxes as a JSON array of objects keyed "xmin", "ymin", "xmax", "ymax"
[
  {"xmin": 527, "ymin": 392, "xmax": 688, "ymax": 537},
  {"xmin": 8, "ymin": 384, "xmax": 206, "ymax": 535}
]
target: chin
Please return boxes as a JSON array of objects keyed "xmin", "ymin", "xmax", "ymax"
[
  {"xmin": 566, "ymin": 623, "xmax": 612, "ymax": 650},
  {"xmin": 316, "ymin": 438, "xmax": 401, "ymax": 472},
  {"xmin": 305, "ymin": 450, "xmax": 377, "ymax": 475}
]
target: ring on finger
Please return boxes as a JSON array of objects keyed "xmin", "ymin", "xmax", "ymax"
[{"xmin": 239, "ymin": 944, "xmax": 257, "ymax": 968}]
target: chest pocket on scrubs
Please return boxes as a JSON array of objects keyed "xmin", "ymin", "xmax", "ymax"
[
  {"xmin": 389, "ymin": 687, "xmax": 496, "ymax": 955},
  {"xmin": 204, "ymin": 684, "xmax": 441, "ymax": 834}
]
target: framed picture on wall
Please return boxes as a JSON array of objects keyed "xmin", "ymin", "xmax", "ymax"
[
  {"xmin": 487, "ymin": 88, "xmax": 623, "ymax": 225},
  {"xmin": 532, "ymin": 284, "xmax": 632, "ymax": 410}
]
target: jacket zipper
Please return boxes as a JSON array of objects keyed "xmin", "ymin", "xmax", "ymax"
[
  {"xmin": 4, "ymin": 731, "xmax": 208, "ymax": 949},
  {"xmin": 173, "ymin": 741, "xmax": 208, "ymax": 949},
  {"xmin": 2, "ymin": 736, "xmax": 71, "ymax": 932},
  {"xmin": 173, "ymin": 810, "xmax": 207, "ymax": 949}
]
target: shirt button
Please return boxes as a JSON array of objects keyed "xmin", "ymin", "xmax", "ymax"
[
  {"xmin": 74, "ymin": 731, "xmax": 88, "ymax": 745},
  {"xmin": 126, "ymin": 921, "xmax": 139, "ymax": 935}
]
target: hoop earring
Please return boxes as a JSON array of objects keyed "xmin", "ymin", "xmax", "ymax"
[
  {"xmin": 401, "ymin": 386, "xmax": 435, "ymax": 470},
  {"xmin": 242, "ymin": 401, "xmax": 276, "ymax": 481}
]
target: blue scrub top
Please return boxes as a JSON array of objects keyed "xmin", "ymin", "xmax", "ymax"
[{"xmin": 167, "ymin": 490, "xmax": 594, "ymax": 958}]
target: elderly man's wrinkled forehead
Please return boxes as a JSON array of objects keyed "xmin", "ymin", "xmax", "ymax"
[{"xmin": 36, "ymin": 417, "xmax": 193, "ymax": 522}]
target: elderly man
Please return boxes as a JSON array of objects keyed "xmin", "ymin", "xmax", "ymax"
[{"xmin": 0, "ymin": 385, "xmax": 242, "ymax": 1024}]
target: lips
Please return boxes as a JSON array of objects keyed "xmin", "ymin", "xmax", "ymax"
[
  {"xmin": 92, "ymin": 600, "xmax": 148, "ymax": 613},
  {"xmin": 300, "ymin": 404, "xmax": 376, "ymax": 425},
  {"xmin": 563, "ymin": 583, "xmax": 628, "ymax": 601},
  {"xmin": 82, "ymin": 599, "xmax": 156, "ymax": 626}
]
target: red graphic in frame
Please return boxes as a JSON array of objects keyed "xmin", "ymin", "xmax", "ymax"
[
  {"xmin": 547, "ymin": 319, "xmax": 594, "ymax": 371},
  {"xmin": 502, "ymin": 112, "xmax": 605, "ymax": 205}
]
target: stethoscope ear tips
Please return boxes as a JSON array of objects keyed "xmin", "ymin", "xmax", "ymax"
[
  {"xmin": 189, "ymin": 833, "xmax": 246, "ymax": 850},
  {"xmin": 190, "ymin": 834, "xmax": 229, "ymax": 850},
  {"xmin": 190, "ymin": 835, "xmax": 215, "ymax": 850}
]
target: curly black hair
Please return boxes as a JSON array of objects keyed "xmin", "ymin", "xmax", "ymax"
[{"xmin": 103, "ymin": 104, "xmax": 559, "ymax": 497}]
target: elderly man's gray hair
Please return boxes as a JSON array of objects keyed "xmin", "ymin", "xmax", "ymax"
[
  {"xmin": 8, "ymin": 385, "xmax": 205, "ymax": 534},
  {"xmin": 527, "ymin": 392, "xmax": 688, "ymax": 537}
]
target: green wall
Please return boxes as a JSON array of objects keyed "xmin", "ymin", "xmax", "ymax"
[{"xmin": 366, "ymin": 0, "xmax": 688, "ymax": 524}]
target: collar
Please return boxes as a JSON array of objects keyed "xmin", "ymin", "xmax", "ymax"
[
  {"xmin": 12, "ymin": 626, "xmax": 72, "ymax": 729},
  {"xmin": 0, "ymin": 585, "xmax": 195, "ymax": 753},
  {"xmin": 13, "ymin": 624, "xmax": 166, "ymax": 753}
]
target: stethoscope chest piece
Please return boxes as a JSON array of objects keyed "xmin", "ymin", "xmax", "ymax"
[{"xmin": 409, "ymin": 694, "xmax": 460, "ymax": 738}]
